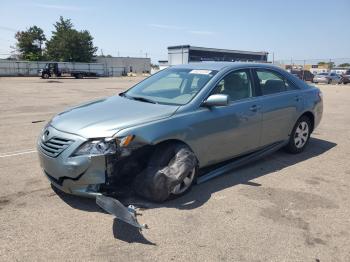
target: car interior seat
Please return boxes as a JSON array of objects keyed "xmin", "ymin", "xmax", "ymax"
[
  {"xmin": 221, "ymin": 74, "xmax": 250, "ymax": 101},
  {"xmin": 263, "ymin": 79, "xmax": 285, "ymax": 95}
]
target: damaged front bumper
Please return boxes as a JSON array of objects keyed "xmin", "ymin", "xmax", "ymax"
[
  {"xmin": 37, "ymin": 126, "xmax": 107, "ymax": 197},
  {"xmin": 96, "ymin": 195, "xmax": 148, "ymax": 229}
]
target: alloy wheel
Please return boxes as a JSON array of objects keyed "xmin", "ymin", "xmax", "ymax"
[
  {"xmin": 294, "ymin": 121, "xmax": 309, "ymax": 148},
  {"xmin": 171, "ymin": 168, "xmax": 196, "ymax": 195}
]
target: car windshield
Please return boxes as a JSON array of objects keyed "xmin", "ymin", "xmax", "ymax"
[
  {"xmin": 318, "ymin": 73, "xmax": 328, "ymax": 76},
  {"xmin": 124, "ymin": 68, "xmax": 218, "ymax": 105}
]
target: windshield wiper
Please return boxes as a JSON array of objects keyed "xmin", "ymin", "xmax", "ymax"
[{"xmin": 129, "ymin": 96, "xmax": 157, "ymax": 104}]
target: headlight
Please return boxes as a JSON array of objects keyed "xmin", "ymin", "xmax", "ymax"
[
  {"xmin": 73, "ymin": 139, "xmax": 117, "ymax": 156},
  {"xmin": 72, "ymin": 135, "xmax": 134, "ymax": 156}
]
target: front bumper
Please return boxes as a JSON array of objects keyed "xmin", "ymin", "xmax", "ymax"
[{"xmin": 37, "ymin": 126, "xmax": 106, "ymax": 198}]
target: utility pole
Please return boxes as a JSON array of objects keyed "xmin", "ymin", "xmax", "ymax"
[{"xmin": 272, "ymin": 52, "xmax": 274, "ymax": 64}]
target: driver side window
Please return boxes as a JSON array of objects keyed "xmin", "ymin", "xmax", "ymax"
[{"xmin": 212, "ymin": 70, "xmax": 252, "ymax": 101}]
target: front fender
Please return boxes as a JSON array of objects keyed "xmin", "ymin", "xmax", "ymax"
[{"xmin": 114, "ymin": 113, "xmax": 201, "ymax": 164}]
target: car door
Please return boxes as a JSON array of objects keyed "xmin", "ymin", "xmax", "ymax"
[
  {"xmin": 330, "ymin": 73, "xmax": 340, "ymax": 83},
  {"xmin": 189, "ymin": 69, "xmax": 262, "ymax": 166},
  {"xmin": 253, "ymin": 68, "xmax": 303, "ymax": 147}
]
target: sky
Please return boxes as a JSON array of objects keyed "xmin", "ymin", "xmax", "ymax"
[{"xmin": 0, "ymin": 0, "xmax": 349, "ymax": 63}]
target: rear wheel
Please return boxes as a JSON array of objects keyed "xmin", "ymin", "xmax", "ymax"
[
  {"xmin": 328, "ymin": 79, "xmax": 332, "ymax": 84},
  {"xmin": 285, "ymin": 116, "xmax": 312, "ymax": 154}
]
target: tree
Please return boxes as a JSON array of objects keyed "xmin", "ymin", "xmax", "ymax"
[
  {"xmin": 339, "ymin": 63, "xmax": 350, "ymax": 67},
  {"xmin": 45, "ymin": 16, "xmax": 97, "ymax": 62},
  {"xmin": 318, "ymin": 61, "xmax": 334, "ymax": 69},
  {"xmin": 15, "ymin": 26, "xmax": 46, "ymax": 60}
]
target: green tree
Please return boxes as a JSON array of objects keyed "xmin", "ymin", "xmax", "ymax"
[
  {"xmin": 339, "ymin": 63, "xmax": 350, "ymax": 67},
  {"xmin": 45, "ymin": 17, "xmax": 97, "ymax": 62},
  {"xmin": 318, "ymin": 61, "xmax": 334, "ymax": 69},
  {"xmin": 15, "ymin": 26, "xmax": 46, "ymax": 61}
]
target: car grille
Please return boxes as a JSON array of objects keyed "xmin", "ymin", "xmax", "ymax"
[{"xmin": 40, "ymin": 137, "xmax": 74, "ymax": 157}]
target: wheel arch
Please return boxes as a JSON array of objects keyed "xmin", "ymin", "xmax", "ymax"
[
  {"xmin": 152, "ymin": 138, "xmax": 200, "ymax": 165},
  {"xmin": 299, "ymin": 111, "xmax": 315, "ymax": 132}
]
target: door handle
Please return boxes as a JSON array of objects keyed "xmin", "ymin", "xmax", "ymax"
[
  {"xmin": 295, "ymin": 95, "xmax": 301, "ymax": 101},
  {"xmin": 249, "ymin": 105, "xmax": 260, "ymax": 112}
]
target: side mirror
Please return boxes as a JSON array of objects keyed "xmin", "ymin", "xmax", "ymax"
[{"xmin": 202, "ymin": 94, "xmax": 229, "ymax": 107}]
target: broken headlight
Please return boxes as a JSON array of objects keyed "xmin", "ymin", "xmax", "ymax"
[
  {"xmin": 72, "ymin": 135, "xmax": 135, "ymax": 157},
  {"xmin": 73, "ymin": 139, "xmax": 117, "ymax": 156}
]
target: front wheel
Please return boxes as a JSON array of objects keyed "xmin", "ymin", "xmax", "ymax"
[
  {"xmin": 285, "ymin": 116, "xmax": 312, "ymax": 154},
  {"xmin": 171, "ymin": 166, "xmax": 196, "ymax": 196},
  {"xmin": 42, "ymin": 73, "xmax": 49, "ymax": 79},
  {"xmin": 133, "ymin": 142, "xmax": 198, "ymax": 202}
]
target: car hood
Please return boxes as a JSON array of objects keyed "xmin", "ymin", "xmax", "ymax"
[{"xmin": 50, "ymin": 95, "xmax": 179, "ymax": 138}]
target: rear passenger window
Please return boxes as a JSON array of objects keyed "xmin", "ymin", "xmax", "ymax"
[{"xmin": 256, "ymin": 70, "xmax": 296, "ymax": 95}]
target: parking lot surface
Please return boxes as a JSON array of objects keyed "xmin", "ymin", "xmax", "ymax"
[{"xmin": 0, "ymin": 77, "xmax": 349, "ymax": 261}]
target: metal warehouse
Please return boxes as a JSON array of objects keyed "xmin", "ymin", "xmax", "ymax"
[{"xmin": 167, "ymin": 45, "xmax": 268, "ymax": 65}]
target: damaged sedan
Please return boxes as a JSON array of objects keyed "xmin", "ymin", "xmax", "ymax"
[{"xmin": 37, "ymin": 62, "xmax": 323, "ymax": 202}]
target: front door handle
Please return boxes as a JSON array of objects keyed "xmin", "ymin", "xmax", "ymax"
[
  {"xmin": 295, "ymin": 95, "xmax": 301, "ymax": 102},
  {"xmin": 249, "ymin": 105, "xmax": 260, "ymax": 112}
]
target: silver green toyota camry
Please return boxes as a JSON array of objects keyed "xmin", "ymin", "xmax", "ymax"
[{"xmin": 37, "ymin": 62, "xmax": 323, "ymax": 202}]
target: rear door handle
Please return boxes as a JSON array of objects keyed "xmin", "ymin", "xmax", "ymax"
[{"xmin": 295, "ymin": 95, "xmax": 301, "ymax": 101}]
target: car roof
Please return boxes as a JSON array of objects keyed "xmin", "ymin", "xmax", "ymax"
[{"xmin": 171, "ymin": 62, "xmax": 281, "ymax": 71}]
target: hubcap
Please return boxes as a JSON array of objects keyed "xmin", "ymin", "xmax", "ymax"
[
  {"xmin": 294, "ymin": 121, "xmax": 309, "ymax": 148},
  {"xmin": 171, "ymin": 168, "xmax": 196, "ymax": 195}
]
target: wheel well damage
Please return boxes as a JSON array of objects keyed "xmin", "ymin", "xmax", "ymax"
[{"xmin": 103, "ymin": 140, "xmax": 198, "ymax": 202}]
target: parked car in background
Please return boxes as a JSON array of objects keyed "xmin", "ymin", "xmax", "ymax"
[
  {"xmin": 37, "ymin": 63, "xmax": 323, "ymax": 202},
  {"xmin": 313, "ymin": 72, "xmax": 342, "ymax": 84},
  {"xmin": 340, "ymin": 70, "xmax": 350, "ymax": 84},
  {"xmin": 291, "ymin": 70, "xmax": 314, "ymax": 82}
]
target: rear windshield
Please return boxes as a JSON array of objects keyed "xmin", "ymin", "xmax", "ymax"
[{"xmin": 124, "ymin": 68, "xmax": 218, "ymax": 105}]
